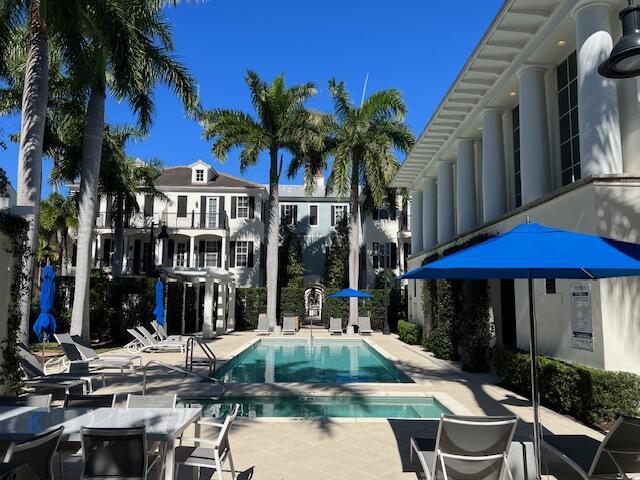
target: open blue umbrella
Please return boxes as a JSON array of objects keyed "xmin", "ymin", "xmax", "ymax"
[
  {"xmin": 153, "ymin": 279, "xmax": 165, "ymax": 326},
  {"xmin": 399, "ymin": 222, "xmax": 640, "ymax": 477},
  {"xmin": 327, "ymin": 288, "xmax": 373, "ymax": 299}
]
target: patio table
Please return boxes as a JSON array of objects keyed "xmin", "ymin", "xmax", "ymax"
[{"xmin": 0, "ymin": 406, "xmax": 202, "ymax": 480}]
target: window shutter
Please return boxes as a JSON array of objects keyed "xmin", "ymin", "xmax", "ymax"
[
  {"xmin": 248, "ymin": 241, "xmax": 254, "ymax": 267},
  {"xmin": 168, "ymin": 240, "xmax": 175, "ymax": 261},
  {"xmin": 144, "ymin": 195, "xmax": 154, "ymax": 218},
  {"xmin": 249, "ymin": 196, "xmax": 255, "ymax": 219},
  {"xmin": 331, "ymin": 206, "xmax": 335, "ymax": 226},
  {"xmin": 103, "ymin": 239, "xmax": 111, "ymax": 262},
  {"xmin": 229, "ymin": 241, "xmax": 236, "ymax": 268},
  {"xmin": 200, "ymin": 196, "xmax": 206, "ymax": 228},
  {"xmin": 293, "ymin": 205, "xmax": 298, "ymax": 224},
  {"xmin": 391, "ymin": 243, "xmax": 397, "ymax": 269},
  {"xmin": 360, "ymin": 245, "xmax": 366, "ymax": 277},
  {"xmin": 390, "ymin": 206, "xmax": 397, "ymax": 221},
  {"xmin": 373, "ymin": 208, "xmax": 379, "ymax": 220},
  {"xmin": 105, "ymin": 196, "xmax": 113, "ymax": 226},
  {"xmin": 231, "ymin": 197, "xmax": 237, "ymax": 219},
  {"xmin": 372, "ymin": 243, "xmax": 379, "ymax": 269},
  {"xmin": 217, "ymin": 240, "xmax": 222, "ymax": 267},
  {"xmin": 281, "ymin": 205, "xmax": 285, "ymax": 223},
  {"xmin": 219, "ymin": 196, "xmax": 225, "ymax": 226},
  {"xmin": 177, "ymin": 196, "xmax": 187, "ymax": 217}
]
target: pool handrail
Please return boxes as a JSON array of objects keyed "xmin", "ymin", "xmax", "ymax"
[{"xmin": 142, "ymin": 360, "xmax": 224, "ymax": 395}]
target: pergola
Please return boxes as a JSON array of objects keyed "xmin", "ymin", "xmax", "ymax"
[{"xmin": 159, "ymin": 267, "xmax": 237, "ymax": 339}]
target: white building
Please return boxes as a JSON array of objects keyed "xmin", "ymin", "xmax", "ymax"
[
  {"xmin": 393, "ymin": 0, "xmax": 640, "ymax": 374},
  {"xmin": 71, "ymin": 160, "xmax": 267, "ymax": 288}
]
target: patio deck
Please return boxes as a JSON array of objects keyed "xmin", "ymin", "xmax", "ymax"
[{"xmin": 85, "ymin": 330, "xmax": 602, "ymax": 479}]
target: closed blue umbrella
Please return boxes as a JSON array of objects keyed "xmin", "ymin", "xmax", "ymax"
[
  {"xmin": 328, "ymin": 288, "xmax": 373, "ymax": 299},
  {"xmin": 153, "ymin": 279, "xmax": 165, "ymax": 326},
  {"xmin": 33, "ymin": 265, "xmax": 57, "ymax": 341},
  {"xmin": 399, "ymin": 222, "xmax": 640, "ymax": 477}
]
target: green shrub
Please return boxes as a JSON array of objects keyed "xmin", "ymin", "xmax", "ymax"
[
  {"xmin": 279, "ymin": 287, "xmax": 305, "ymax": 318},
  {"xmin": 235, "ymin": 288, "xmax": 267, "ymax": 330},
  {"xmin": 398, "ymin": 320, "xmax": 422, "ymax": 345},
  {"xmin": 458, "ymin": 280, "xmax": 493, "ymax": 372},
  {"xmin": 494, "ymin": 348, "xmax": 640, "ymax": 428},
  {"xmin": 424, "ymin": 322, "xmax": 455, "ymax": 360}
]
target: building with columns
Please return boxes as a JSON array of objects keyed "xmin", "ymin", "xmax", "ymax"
[{"xmin": 393, "ymin": 0, "xmax": 640, "ymax": 374}]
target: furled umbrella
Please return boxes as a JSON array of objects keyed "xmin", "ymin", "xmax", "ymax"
[
  {"xmin": 153, "ymin": 278, "xmax": 166, "ymax": 327},
  {"xmin": 32, "ymin": 265, "xmax": 57, "ymax": 368},
  {"xmin": 399, "ymin": 221, "xmax": 640, "ymax": 478}
]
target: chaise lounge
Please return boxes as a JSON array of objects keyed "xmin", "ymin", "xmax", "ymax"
[
  {"xmin": 329, "ymin": 317, "xmax": 343, "ymax": 335},
  {"xmin": 255, "ymin": 314, "xmax": 271, "ymax": 335},
  {"xmin": 358, "ymin": 316, "xmax": 373, "ymax": 335},
  {"xmin": 54, "ymin": 333, "xmax": 141, "ymax": 374}
]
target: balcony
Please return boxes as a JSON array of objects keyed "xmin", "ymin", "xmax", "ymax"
[{"xmin": 95, "ymin": 211, "xmax": 229, "ymax": 231}]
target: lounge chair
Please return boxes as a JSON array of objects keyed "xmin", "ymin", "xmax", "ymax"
[
  {"xmin": 174, "ymin": 404, "xmax": 240, "ymax": 480},
  {"xmin": 543, "ymin": 416, "xmax": 640, "ymax": 479},
  {"xmin": 54, "ymin": 333, "xmax": 141, "ymax": 373},
  {"xmin": 410, "ymin": 414, "xmax": 518, "ymax": 480},
  {"xmin": 255, "ymin": 314, "xmax": 271, "ymax": 335},
  {"xmin": 17, "ymin": 343, "xmax": 103, "ymax": 395},
  {"xmin": 135, "ymin": 326, "xmax": 187, "ymax": 352},
  {"xmin": 358, "ymin": 316, "xmax": 373, "ymax": 335},
  {"xmin": 126, "ymin": 328, "xmax": 186, "ymax": 353},
  {"xmin": 151, "ymin": 320, "xmax": 197, "ymax": 342},
  {"xmin": 329, "ymin": 317, "xmax": 343, "ymax": 335},
  {"xmin": 282, "ymin": 316, "xmax": 296, "ymax": 335}
]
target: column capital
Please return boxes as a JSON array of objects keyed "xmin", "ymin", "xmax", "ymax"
[
  {"xmin": 456, "ymin": 137, "xmax": 476, "ymax": 147},
  {"xmin": 480, "ymin": 108, "xmax": 504, "ymax": 119},
  {"xmin": 516, "ymin": 64, "xmax": 551, "ymax": 80},
  {"xmin": 437, "ymin": 159, "xmax": 455, "ymax": 167},
  {"xmin": 571, "ymin": 0, "xmax": 613, "ymax": 19}
]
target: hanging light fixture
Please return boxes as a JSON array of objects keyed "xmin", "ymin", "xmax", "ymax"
[
  {"xmin": 599, "ymin": 1, "xmax": 640, "ymax": 78},
  {"xmin": 157, "ymin": 224, "xmax": 170, "ymax": 240}
]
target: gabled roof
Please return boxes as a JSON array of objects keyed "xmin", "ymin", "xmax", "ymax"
[{"xmin": 155, "ymin": 167, "xmax": 263, "ymax": 189}]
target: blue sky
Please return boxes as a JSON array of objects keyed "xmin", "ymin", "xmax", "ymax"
[{"xmin": 0, "ymin": 0, "xmax": 503, "ymax": 197}]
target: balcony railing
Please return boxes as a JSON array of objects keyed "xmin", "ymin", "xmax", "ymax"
[{"xmin": 95, "ymin": 211, "xmax": 229, "ymax": 230}]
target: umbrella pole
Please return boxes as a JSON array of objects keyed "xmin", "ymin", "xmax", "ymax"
[{"xmin": 528, "ymin": 275, "xmax": 542, "ymax": 479}]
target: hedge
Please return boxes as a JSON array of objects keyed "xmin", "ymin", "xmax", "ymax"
[
  {"xmin": 495, "ymin": 348, "xmax": 640, "ymax": 427},
  {"xmin": 398, "ymin": 320, "xmax": 422, "ymax": 345},
  {"xmin": 279, "ymin": 287, "xmax": 305, "ymax": 318},
  {"xmin": 235, "ymin": 288, "xmax": 267, "ymax": 331}
]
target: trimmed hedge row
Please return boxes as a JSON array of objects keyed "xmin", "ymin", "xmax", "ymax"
[
  {"xmin": 235, "ymin": 287, "xmax": 305, "ymax": 330},
  {"xmin": 495, "ymin": 348, "xmax": 640, "ymax": 427},
  {"xmin": 398, "ymin": 320, "xmax": 422, "ymax": 345}
]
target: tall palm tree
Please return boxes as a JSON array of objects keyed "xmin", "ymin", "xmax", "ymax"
[
  {"xmin": 201, "ymin": 71, "xmax": 324, "ymax": 327},
  {"xmin": 324, "ymin": 79, "xmax": 414, "ymax": 326},
  {"xmin": 69, "ymin": 0, "xmax": 198, "ymax": 340},
  {"xmin": 39, "ymin": 192, "xmax": 77, "ymax": 275}
]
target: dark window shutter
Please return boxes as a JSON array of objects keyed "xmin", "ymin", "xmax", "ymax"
[
  {"xmin": 373, "ymin": 208, "xmax": 379, "ymax": 220},
  {"xmin": 217, "ymin": 240, "xmax": 222, "ymax": 267},
  {"xmin": 103, "ymin": 239, "xmax": 111, "ymax": 262},
  {"xmin": 199, "ymin": 240, "xmax": 205, "ymax": 267},
  {"xmin": 229, "ymin": 241, "xmax": 236, "ymax": 267},
  {"xmin": 144, "ymin": 195, "xmax": 154, "ymax": 217},
  {"xmin": 231, "ymin": 196, "xmax": 237, "ymax": 219},
  {"xmin": 248, "ymin": 241, "xmax": 254, "ymax": 267},
  {"xmin": 72, "ymin": 245, "xmax": 77, "ymax": 266},
  {"xmin": 293, "ymin": 205, "xmax": 298, "ymax": 224},
  {"xmin": 331, "ymin": 206, "xmax": 335, "ymax": 226},
  {"xmin": 281, "ymin": 205, "xmax": 285, "ymax": 224},
  {"xmin": 200, "ymin": 196, "xmax": 206, "ymax": 228},
  {"xmin": 373, "ymin": 243, "xmax": 379, "ymax": 269},
  {"xmin": 249, "ymin": 196, "xmax": 255, "ymax": 219},
  {"xmin": 168, "ymin": 240, "xmax": 175, "ymax": 260},
  {"xmin": 177, "ymin": 196, "xmax": 187, "ymax": 217},
  {"xmin": 391, "ymin": 243, "xmax": 397, "ymax": 269},
  {"xmin": 360, "ymin": 245, "xmax": 366, "ymax": 276},
  {"xmin": 390, "ymin": 206, "xmax": 397, "ymax": 221},
  {"xmin": 219, "ymin": 196, "xmax": 225, "ymax": 226}
]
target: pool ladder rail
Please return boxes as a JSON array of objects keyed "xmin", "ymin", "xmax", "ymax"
[
  {"xmin": 142, "ymin": 360, "xmax": 223, "ymax": 395},
  {"xmin": 184, "ymin": 336, "xmax": 217, "ymax": 377}
]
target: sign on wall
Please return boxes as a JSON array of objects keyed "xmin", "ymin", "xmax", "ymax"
[{"xmin": 571, "ymin": 284, "xmax": 593, "ymax": 351}]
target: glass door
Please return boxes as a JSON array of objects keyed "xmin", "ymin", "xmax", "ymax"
[{"xmin": 207, "ymin": 197, "xmax": 218, "ymax": 229}]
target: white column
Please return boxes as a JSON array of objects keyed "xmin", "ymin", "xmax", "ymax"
[
  {"xmin": 422, "ymin": 178, "xmax": 437, "ymax": 248},
  {"xmin": 474, "ymin": 139, "xmax": 483, "ymax": 221},
  {"xmin": 227, "ymin": 283, "xmax": 236, "ymax": 331},
  {"xmin": 410, "ymin": 190, "xmax": 423, "ymax": 253},
  {"xmin": 517, "ymin": 66, "xmax": 552, "ymax": 204},
  {"xmin": 220, "ymin": 235, "xmax": 227, "ymax": 269},
  {"xmin": 574, "ymin": 1, "xmax": 623, "ymax": 176},
  {"xmin": 436, "ymin": 162, "xmax": 455, "ymax": 243},
  {"xmin": 188, "ymin": 236, "xmax": 195, "ymax": 268},
  {"xmin": 122, "ymin": 236, "xmax": 129, "ymax": 272},
  {"xmin": 216, "ymin": 282, "xmax": 227, "ymax": 335},
  {"xmin": 481, "ymin": 109, "xmax": 508, "ymax": 222},
  {"xmin": 618, "ymin": 78, "xmax": 640, "ymax": 173},
  {"xmin": 456, "ymin": 139, "xmax": 477, "ymax": 234},
  {"xmin": 202, "ymin": 276, "xmax": 216, "ymax": 339}
]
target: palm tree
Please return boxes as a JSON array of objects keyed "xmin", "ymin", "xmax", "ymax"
[
  {"xmin": 201, "ymin": 71, "xmax": 324, "ymax": 327},
  {"xmin": 324, "ymin": 79, "xmax": 414, "ymax": 326},
  {"xmin": 39, "ymin": 192, "xmax": 77, "ymax": 276},
  {"xmin": 69, "ymin": 0, "xmax": 198, "ymax": 340}
]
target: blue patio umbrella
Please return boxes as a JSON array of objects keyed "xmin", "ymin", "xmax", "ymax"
[
  {"xmin": 153, "ymin": 279, "xmax": 166, "ymax": 326},
  {"xmin": 399, "ymin": 222, "xmax": 640, "ymax": 478},
  {"xmin": 33, "ymin": 265, "xmax": 57, "ymax": 341},
  {"xmin": 327, "ymin": 288, "xmax": 373, "ymax": 299}
]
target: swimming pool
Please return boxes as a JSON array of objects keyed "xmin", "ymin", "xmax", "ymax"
[
  {"xmin": 215, "ymin": 339, "xmax": 412, "ymax": 383},
  {"xmin": 179, "ymin": 396, "xmax": 449, "ymax": 419}
]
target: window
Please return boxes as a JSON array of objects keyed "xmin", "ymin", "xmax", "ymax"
[
  {"xmin": 557, "ymin": 51, "xmax": 581, "ymax": 186},
  {"xmin": 177, "ymin": 196, "xmax": 187, "ymax": 218},
  {"xmin": 376, "ymin": 207, "xmax": 389, "ymax": 220},
  {"xmin": 373, "ymin": 242, "xmax": 389, "ymax": 268},
  {"xmin": 237, "ymin": 197, "xmax": 249, "ymax": 218},
  {"xmin": 235, "ymin": 241, "xmax": 249, "ymax": 267},
  {"xmin": 333, "ymin": 205, "xmax": 346, "ymax": 225},
  {"xmin": 203, "ymin": 241, "xmax": 218, "ymax": 267},
  {"xmin": 309, "ymin": 205, "xmax": 318, "ymax": 226},
  {"xmin": 545, "ymin": 279, "xmax": 557, "ymax": 294},
  {"xmin": 281, "ymin": 205, "xmax": 297, "ymax": 225},
  {"xmin": 512, "ymin": 106, "xmax": 522, "ymax": 208},
  {"xmin": 195, "ymin": 169, "xmax": 204, "ymax": 182},
  {"xmin": 176, "ymin": 242, "xmax": 187, "ymax": 267},
  {"xmin": 143, "ymin": 195, "xmax": 154, "ymax": 218}
]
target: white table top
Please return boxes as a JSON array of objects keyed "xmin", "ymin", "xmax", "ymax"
[{"xmin": 0, "ymin": 406, "xmax": 202, "ymax": 442}]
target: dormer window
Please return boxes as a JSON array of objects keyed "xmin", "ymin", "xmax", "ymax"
[{"xmin": 195, "ymin": 169, "xmax": 204, "ymax": 182}]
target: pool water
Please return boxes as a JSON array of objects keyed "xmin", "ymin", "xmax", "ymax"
[
  {"xmin": 179, "ymin": 396, "xmax": 449, "ymax": 419},
  {"xmin": 215, "ymin": 339, "xmax": 412, "ymax": 383}
]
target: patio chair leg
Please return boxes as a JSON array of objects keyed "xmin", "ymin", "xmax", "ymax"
[
  {"xmin": 228, "ymin": 452, "xmax": 236, "ymax": 478},
  {"xmin": 192, "ymin": 466, "xmax": 199, "ymax": 480}
]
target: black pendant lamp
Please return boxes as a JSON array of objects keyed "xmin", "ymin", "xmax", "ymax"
[{"xmin": 600, "ymin": 1, "xmax": 640, "ymax": 78}]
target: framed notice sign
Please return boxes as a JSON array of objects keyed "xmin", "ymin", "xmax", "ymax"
[{"xmin": 571, "ymin": 284, "xmax": 593, "ymax": 351}]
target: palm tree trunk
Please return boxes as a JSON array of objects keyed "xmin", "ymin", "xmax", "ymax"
[
  {"xmin": 70, "ymin": 76, "xmax": 106, "ymax": 341},
  {"xmin": 16, "ymin": 1, "xmax": 48, "ymax": 345},
  {"xmin": 56, "ymin": 228, "xmax": 64, "ymax": 273},
  {"xmin": 61, "ymin": 230, "xmax": 68, "ymax": 276},
  {"xmin": 348, "ymin": 153, "xmax": 360, "ymax": 326},
  {"xmin": 112, "ymin": 196, "xmax": 124, "ymax": 277},
  {"xmin": 265, "ymin": 149, "xmax": 280, "ymax": 328}
]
